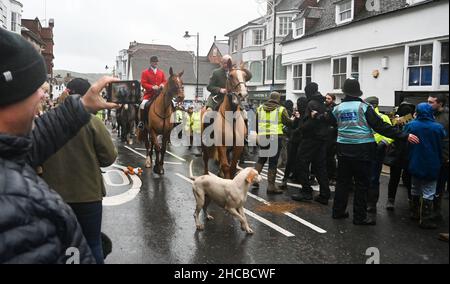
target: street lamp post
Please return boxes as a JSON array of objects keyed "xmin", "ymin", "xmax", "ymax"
[{"xmin": 184, "ymin": 31, "xmax": 200, "ymax": 100}]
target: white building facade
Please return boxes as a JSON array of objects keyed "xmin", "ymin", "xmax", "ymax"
[
  {"xmin": 0, "ymin": 0, "xmax": 22, "ymax": 34},
  {"xmin": 226, "ymin": 0, "xmax": 300, "ymax": 105},
  {"xmin": 281, "ymin": 0, "xmax": 449, "ymax": 108}
]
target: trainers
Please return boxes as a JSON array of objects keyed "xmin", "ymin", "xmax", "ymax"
[{"xmin": 138, "ymin": 122, "xmax": 144, "ymax": 130}]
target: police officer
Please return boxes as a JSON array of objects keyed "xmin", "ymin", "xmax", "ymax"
[
  {"xmin": 331, "ymin": 79, "xmax": 419, "ymax": 225},
  {"xmin": 254, "ymin": 92, "xmax": 294, "ymax": 194}
]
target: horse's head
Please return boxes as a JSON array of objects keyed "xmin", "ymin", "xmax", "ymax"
[
  {"xmin": 226, "ymin": 60, "xmax": 251, "ymax": 105},
  {"xmin": 167, "ymin": 67, "xmax": 185, "ymax": 103}
]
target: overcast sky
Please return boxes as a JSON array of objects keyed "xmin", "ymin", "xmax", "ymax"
[{"xmin": 20, "ymin": 0, "xmax": 265, "ymax": 73}]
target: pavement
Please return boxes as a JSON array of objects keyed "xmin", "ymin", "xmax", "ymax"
[{"xmin": 101, "ymin": 131, "xmax": 449, "ymax": 264}]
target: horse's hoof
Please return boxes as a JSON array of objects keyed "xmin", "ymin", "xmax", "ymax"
[
  {"xmin": 145, "ymin": 163, "xmax": 152, "ymax": 169},
  {"xmin": 153, "ymin": 166, "xmax": 159, "ymax": 175}
]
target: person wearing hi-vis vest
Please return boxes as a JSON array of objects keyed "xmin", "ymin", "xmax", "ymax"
[
  {"xmin": 254, "ymin": 92, "xmax": 294, "ymax": 194},
  {"xmin": 185, "ymin": 106, "xmax": 202, "ymax": 150},
  {"xmin": 331, "ymin": 79, "xmax": 420, "ymax": 226}
]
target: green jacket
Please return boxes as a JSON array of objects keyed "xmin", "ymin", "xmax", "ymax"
[
  {"xmin": 207, "ymin": 68, "xmax": 228, "ymax": 96},
  {"xmin": 42, "ymin": 116, "xmax": 117, "ymax": 203}
]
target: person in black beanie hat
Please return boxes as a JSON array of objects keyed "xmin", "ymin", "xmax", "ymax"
[
  {"xmin": 291, "ymin": 82, "xmax": 332, "ymax": 205},
  {"xmin": 67, "ymin": 78, "xmax": 91, "ymax": 97},
  {"xmin": 0, "ymin": 28, "xmax": 119, "ymax": 264},
  {"xmin": 330, "ymin": 79, "xmax": 420, "ymax": 225}
]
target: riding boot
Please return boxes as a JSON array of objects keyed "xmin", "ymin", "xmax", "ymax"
[
  {"xmin": 267, "ymin": 169, "xmax": 283, "ymax": 195},
  {"xmin": 138, "ymin": 109, "xmax": 145, "ymax": 130},
  {"xmin": 252, "ymin": 163, "xmax": 264, "ymax": 190},
  {"xmin": 420, "ymin": 199, "xmax": 437, "ymax": 230}
]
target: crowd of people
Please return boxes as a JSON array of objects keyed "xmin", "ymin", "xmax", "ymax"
[
  {"xmin": 0, "ymin": 27, "xmax": 448, "ymax": 264},
  {"xmin": 253, "ymin": 79, "xmax": 448, "ymax": 237}
]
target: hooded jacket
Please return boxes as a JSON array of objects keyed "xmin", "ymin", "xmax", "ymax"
[
  {"xmin": 257, "ymin": 99, "xmax": 293, "ymax": 136},
  {"xmin": 404, "ymin": 104, "xmax": 447, "ymax": 180},
  {"xmin": 301, "ymin": 93, "xmax": 332, "ymax": 141}
]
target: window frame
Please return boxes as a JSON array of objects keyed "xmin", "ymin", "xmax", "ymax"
[
  {"xmin": 292, "ymin": 63, "xmax": 313, "ymax": 93},
  {"xmin": 293, "ymin": 18, "xmax": 305, "ymax": 39},
  {"xmin": 278, "ymin": 16, "xmax": 293, "ymax": 37},
  {"xmin": 335, "ymin": 0, "xmax": 354, "ymax": 25},
  {"xmin": 248, "ymin": 61, "xmax": 264, "ymax": 86},
  {"xmin": 252, "ymin": 29, "xmax": 264, "ymax": 46},
  {"xmin": 403, "ymin": 40, "xmax": 449, "ymax": 92}
]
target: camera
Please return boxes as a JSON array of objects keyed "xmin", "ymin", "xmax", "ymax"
[{"xmin": 106, "ymin": 81, "xmax": 141, "ymax": 104}]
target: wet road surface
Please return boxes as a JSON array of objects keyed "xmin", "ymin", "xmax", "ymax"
[{"xmin": 101, "ymin": 132, "xmax": 449, "ymax": 264}]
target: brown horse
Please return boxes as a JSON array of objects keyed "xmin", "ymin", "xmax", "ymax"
[
  {"xmin": 201, "ymin": 61, "xmax": 251, "ymax": 179},
  {"xmin": 140, "ymin": 67, "xmax": 184, "ymax": 174}
]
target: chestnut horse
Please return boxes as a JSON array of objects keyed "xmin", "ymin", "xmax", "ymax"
[
  {"xmin": 201, "ymin": 61, "xmax": 251, "ymax": 179},
  {"xmin": 139, "ymin": 67, "xmax": 184, "ymax": 174}
]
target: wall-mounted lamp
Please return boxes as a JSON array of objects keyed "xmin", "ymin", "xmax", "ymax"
[{"xmin": 381, "ymin": 56, "xmax": 389, "ymax": 69}]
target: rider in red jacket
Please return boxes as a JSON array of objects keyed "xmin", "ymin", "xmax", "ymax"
[{"xmin": 138, "ymin": 56, "xmax": 167, "ymax": 129}]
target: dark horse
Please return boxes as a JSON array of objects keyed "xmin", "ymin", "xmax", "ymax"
[
  {"xmin": 138, "ymin": 67, "xmax": 184, "ymax": 174},
  {"xmin": 117, "ymin": 104, "xmax": 137, "ymax": 145}
]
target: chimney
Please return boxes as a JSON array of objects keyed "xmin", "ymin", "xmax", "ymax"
[
  {"xmin": 49, "ymin": 18, "xmax": 54, "ymax": 28},
  {"xmin": 214, "ymin": 35, "xmax": 217, "ymax": 42}
]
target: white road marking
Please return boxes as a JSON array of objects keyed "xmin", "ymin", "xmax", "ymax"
[
  {"xmin": 166, "ymin": 151, "xmax": 187, "ymax": 162},
  {"xmin": 190, "ymin": 160, "xmax": 194, "ymax": 178},
  {"xmin": 238, "ymin": 165, "xmax": 327, "ymax": 234},
  {"xmin": 102, "ymin": 165, "xmax": 142, "ymax": 207},
  {"xmin": 244, "ymin": 210, "xmax": 295, "ymax": 238},
  {"xmin": 124, "ymin": 146, "xmax": 183, "ymax": 165},
  {"xmin": 175, "ymin": 173, "xmax": 194, "ymax": 184},
  {"xmin": 284, "ymin": 213, "xmax": 327, "ymax": 234},
  {"xmin": 125, "ymin": 146, "xmax": 146, "ymax": 158},
  {"xmin": 175, "ymin": 173, "xmax": 295, "ymax": 238}
]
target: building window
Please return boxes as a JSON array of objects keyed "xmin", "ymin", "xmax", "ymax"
[
  {"xmin": 11, "ymin": 12, "xmax": 18, "ymax": 32},
  {"xmin": 293, "ymin": 63, "xmax": 312, "ymax": 91},
  {"xmin": 266, "ymin": 56, "xmax": 273, "ymax": 81},
  {"xmin": 351, "ymin": 56, "xmax": 360, "ymax": 80},
  {"xmin": 232, "ymin": 38, "xmax": 238, "ymax": 53},
  {"xmin": 0, "ymin": 2, "xmax": 7, "ymax": 29},
  {"xmin": 293, "ymin": 64, "xmax": 303, "ymax": 91},
  {"xmin": 336, "ymin": 0, "xmax": 354, "ymax": 25},
  {"xmin": 408, "ymin": 44, "xmax": 433, "ymax": 86},
  {"xmin": 333, "ymin": 58, "xmax": 347, "ymax": 90},
  {"xmin": 441, "ymin": 41, "xmax": 449, "ymax": 86},
  {"xmin": 253, "ymin": 30, "xmax": 263, "ymax": 46},
  {"xmin": 249, "ymin": 61, "xmax": 263, "ymax": 84},
  {"xmin": 276, "ymin": 55, "xmax": 287, "ymax": 81},
  {"xmin": 278, "ymin": 17, "xmax": 292, "ymax": 36},
  {"xmin": 294, "ymin": 18, "xmax": 305, "ymax": 39}
]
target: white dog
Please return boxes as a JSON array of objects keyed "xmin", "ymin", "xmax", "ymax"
[{"xmin": 192, "ymin": 167, "xmax": 262, "ymax": 235}]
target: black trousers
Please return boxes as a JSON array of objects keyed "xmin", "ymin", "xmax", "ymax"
[
  {"xmin": 295, "ymin": 139, "xmax": 330, "ymax": 199},
  {"xmin": 388, "ymin": 166, "xmax": 412, "ymax": 201},
  {"xmin": 326, "ymin": 141, "xmax": 337, "ymax": 180},
  {"xmin": 284, "ymin": 141, "xmax": 300, "ymax": 180},
  {"xmin": 333, "ymin": 158, "xmax": 371, "ymax": 223}
]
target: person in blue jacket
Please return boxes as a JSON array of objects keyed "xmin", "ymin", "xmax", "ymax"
[{"xmin": 404, "ymin": 103, "xmax": 447, "ymax": 229}]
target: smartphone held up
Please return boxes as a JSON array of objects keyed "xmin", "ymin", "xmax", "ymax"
[{"xmin": 106, "ymin": 81, "xmax": 141, "ymax": 104}]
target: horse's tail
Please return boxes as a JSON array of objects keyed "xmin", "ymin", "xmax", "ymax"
[{"xmin": 136, "ymin": 128, "xmax": 146, "ymax": 144}]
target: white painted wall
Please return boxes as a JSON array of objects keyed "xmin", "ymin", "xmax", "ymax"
[
  {"xmin": 0, "ymin": 0, "xmax": 22, "ymax": 33},
  {"xmin": 358, "ymin": 47, "xmax": 405, "ymax": 106},
  {"xmin": 282, "ymin": 2, "xmax": 449, "ymax": 64}
]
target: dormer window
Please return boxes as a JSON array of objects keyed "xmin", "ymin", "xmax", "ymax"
[
  {"xmin": 336, "ymin": 0, "xmax": 354, "ymax": 25},
  {"xmin": 293, "ymin": 18, "xmax": 305, "ymax": 39}
]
